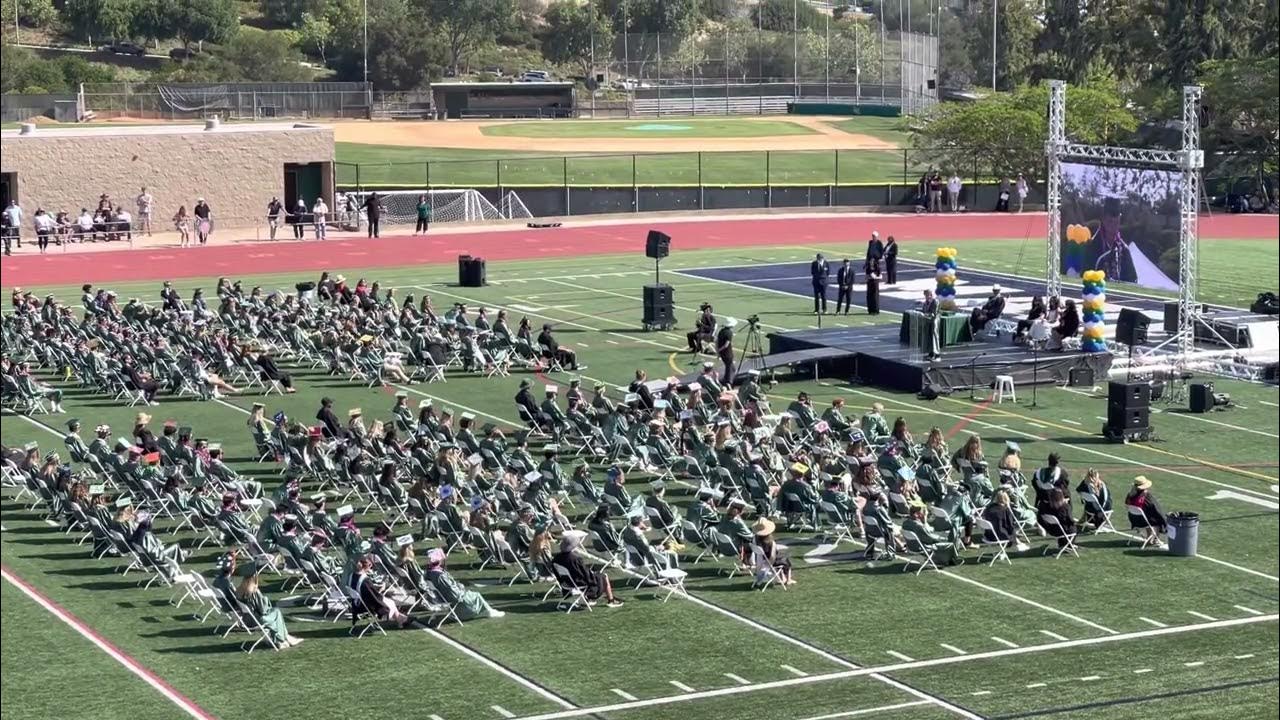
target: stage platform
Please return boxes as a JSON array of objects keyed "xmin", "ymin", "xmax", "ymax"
[{"xmin": 767, "ymin": 325, "xmax": 1114, "ymax": 393}]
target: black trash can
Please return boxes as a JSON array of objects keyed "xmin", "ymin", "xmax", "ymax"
[{"xmin": 1167, "ymin": 512, "xmax": 1199, "ymax": 557}]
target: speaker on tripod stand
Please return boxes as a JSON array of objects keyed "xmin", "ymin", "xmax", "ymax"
[{"xmin": 641, "ymin": 230, "xmax": 675, "ymax": 331}]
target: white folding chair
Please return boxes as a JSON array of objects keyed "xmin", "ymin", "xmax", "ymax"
[
  {"xmin": 818, "ymin": 501, "xmax": 857, "ymax": 546},
  {"xmin": 749, "ymin": 544, "xmax": 788, "ymax": 591},
  {"xmin": 1079, "ymin": 492, "xmax": 1117, "ymax": 533},
  {"xmin": 550, "ymin": 563, "xmax": 592, "ymax": 613},
  {"xmin": 1038, "ymin": 514, "xmax": 1080, "ymax": 558},
  {"xmin": 1125, "ymin": 505, "xmax": 1163, "ymax": 548},
  {"xmin": 974, "ymin": 518, "xmax": 1012, "ymax": 565},
  {"xmin": 899, "ymin": 530, "xmax": 941, "ymax": 575}
]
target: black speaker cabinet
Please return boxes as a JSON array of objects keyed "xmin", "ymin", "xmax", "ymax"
[
  {"xmin": 1107, "ymin": 404, "xmax": 1150, "ymax": 432},
  {"xmin": 645, "ymin": 230, "xmax": 671, "ymax": 260},
  {"xmin": 458, "ymin": 255, "xmax": 486, "ymax": 287},
  {"xmin": 1163, "ymin": 301, "xmax": 1204, "ymax": 333},
  {"xmin": 1115, "ymin": 308, "xmax": 1151, "ymax": 346},
  {"xmin": 1108, "ymin": 381, "xmax": 1151, "ymax": 409},
  {"xmin": 643, "ymin": 283, "xmax": 675, "ymax": 327},
  {"xmin": 1189, "ymin": 382, "xmax": 1214, "ymax": 413},
  {"xmin": 1068, "ymin": 367, "xmax": 1095, "ymax": 387}
]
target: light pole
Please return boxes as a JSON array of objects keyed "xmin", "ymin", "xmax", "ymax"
[
  {"xmin": 793, "ymin": 0, "xmax": 799, "ymax": 95},
  {"xmin": 991, "ymin": 0, "xmax": 998, "ymax": 91},
  {"xmin": 362, "ymin": 0, "xmax": 368, "ymax": 84}
]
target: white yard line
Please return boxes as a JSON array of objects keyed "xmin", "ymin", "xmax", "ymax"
[
  {"xmin": 668, "ymin": 681, "xmax": 696, "ymax": 693},
  {"xmin": 781, "ymin": 664, "xmax": 810, "ymax": 677},
  {"xmin": 610, "ymin": 689, "xmax": 637, "ymax": 701},
  {"xmin": 422, "ymin": 629, "xmax": 577, "ymax": 710},
  {"xmin": 1080, "ymin": 675, "xmax": 1103, "ymax": 681},
  {"xmin": 1187, "ymin": 611, "xmax": 1219, "ymax": 622},
  {"xmin": 724, "ymin": 673, "xmax": 751, "ymax": 685},
  {"xmin": 1158, "ymin": 410, "xmax": 1280, "ymax": 439},
  {"xmin": 939, "ymin": 571, "xmax": 1118, "ymax": 635},
  {"xmin": 1025, "ymin": 682, "xmax": 1048, "ymax": 689},
  {"xmin": 1183, "ymin": 661, "xmax": 1206, "ymax": 668},
  {"xmin": 1, "ymin": 567, "xmax": 216, "ymax": 720},
  {"xmin": 939, "ymin": 644, "xmax": 968, "ymax": 655},
  {"xmin": 796, "ymin": 701, "xmax": 932, "ymax": 720},
  {"xmin": 1139, "ymin": 617, "xmax": 1168, "ymax": 628},
  {"xmin": 990, "ymin": 636, "xmax": 1020, "ymax": 648},
  {"xmin": 1133, "ymin": 668, "xmax": 1154, "ymax": 674},
  {"xmin": 1039, "ymin": 630, "xmax": 1070, "ymax": 642},
  {"xmin": 1234, "ymin": 605, "xmax": 1264, "ymax": 616},
  {"xmin": 1235, "ymin": 653, "xmax": 1256, "ymax": 659},
  {"xmin": 885, "ymin": 651, "xmax": 915, "ymax": 662},
  {"xmin": 500, "ymin": 615, "xmax": 1278, "ymax": 720}
]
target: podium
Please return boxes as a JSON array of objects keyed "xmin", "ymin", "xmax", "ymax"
[{"xmin": 899, "ymin": 312, "xmax": 971, "ymax": 349}]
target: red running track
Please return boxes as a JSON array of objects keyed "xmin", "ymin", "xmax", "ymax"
[{"xmin": 2, "ymin": 212, "xmax": 1274, "ymax": 289}]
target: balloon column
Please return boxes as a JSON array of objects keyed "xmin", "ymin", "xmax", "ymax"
[
  {"xmin": 935, "ymin": 247, "xmax": 958, "ymax": 311},
  {"xmin": 1081, "ymin": 270, "xmax": 1107, "ymax": 352},
  {"xmin": 1064, "ymin": 224, "xmax": 1092, "ymax": 276}
]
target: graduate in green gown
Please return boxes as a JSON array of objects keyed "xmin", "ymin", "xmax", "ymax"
[
  {"xmin": 423, "ymin": 548, "xmax": 505, "ymax": 619},
  {"xmin": 237, "ymin": 571, "xmax": 302, "ymax": 647}
]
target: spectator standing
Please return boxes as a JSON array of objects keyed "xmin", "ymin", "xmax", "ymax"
[
  {"xmin": 32, "ymin": 208, "xmax": 55, "ymax": 254},
  {"xmin": 136, "ymin": 187, "xmax": 154, "ymax": 235},
  {"xmin": 290, "ymin": 198, "xmax": 307, "ymax": 239},
  {"xmin": 1, "ymin": 207, "xmax": 12, "ymax": 255},
  {"xmin": 173, "ymin": 206, "xmax": 191, "ymax": 247},
  {"xmin": 364, "ymin": 192, "xmax": 383, "ymax": 238},
  {"xmin": 997, "ymin": 177, "xmax": 1012, "ymax": 212},
  {"xmin": 947, "ymin": 172, "xmax": 962, "ymax": 212},
  {"xmin": 193, "ymin": 198, "xmax": 212, "ymax": 244},
  {"xmin": 415, "ymin": 194, "xmax": 432, "ymax": 234},
  {"xmin": 4, "ymin": 200, "xmax": 23, "ymax": 248},
  {"xmin": 312, "ymin": 196, "xmax": 329, "ymax": 240},
  {"xmin": 1016, "ymin": 173, "xmax": 1029, "ymax": 212},
  {"xmin": 266, "ymin": 196, "xmax": 283, "ymax": 240},
  {"xmin": 116, "ymin": 206, "xmax": 133, "ymax": 241},
  {"xmin": 928, "ymin": 171, "xmax": 943, "ymax": 213},
  {"xmin": 883, "ymin": 235, "xmax": 899, "ymax": 285}
]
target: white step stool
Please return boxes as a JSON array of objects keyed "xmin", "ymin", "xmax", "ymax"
[{"xmin": 994, "ymin": 375, "xmax": 1016, "ymax": 403}]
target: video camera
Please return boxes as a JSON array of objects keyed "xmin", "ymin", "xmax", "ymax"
[{"xmin": 746, "ymin": 314, "xmax": 760, "ymax": 328}]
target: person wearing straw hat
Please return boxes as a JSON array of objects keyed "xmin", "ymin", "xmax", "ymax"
[
  {"xmin": 751, "ymin": 518, "xmax": 795, "ymax": 586},
  {"xmin": 346, "ymin": 407, "xmax": 367, "ymax": 440},
  {"xmin": 1124, "ymin": 476, "xmax": 1168, "ymax": 544},
  {"xmin": 552, "ymin": 530, "xmax": 623, "ymax": 607}
]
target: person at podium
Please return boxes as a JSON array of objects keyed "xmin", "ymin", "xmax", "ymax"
[{"xmin": 920, "ymin": 289, "xmax": 941, "ymax": 361}]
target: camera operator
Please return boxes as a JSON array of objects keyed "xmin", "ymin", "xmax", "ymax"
[{"xmin": 686, "ymin": 303, "xmax": 716, "ymax": 354}]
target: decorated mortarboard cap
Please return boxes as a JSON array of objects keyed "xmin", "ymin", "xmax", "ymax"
[
  {"xmin": 679, "ymin": 410, "xmax": 694, "ymax": 420},
  {"xmin": 569, "ymin": 378, "xmax": 581, "ymax": 385},
  {"xmin": 95, "ymin": 424, "xmax": 111, "ymax": 434},
  {"xmin": 1005, "ymin": 441, "xmax": 1021, "ymax": 452},
  {"xmin": 207, "ymin": 443, "xmax": 222, "ymax": 452},
  {"xmin": 336, "ymin": 504, "xmax": 355, "ymax": 517},
  {"xmin": 394, "ymin": 390, "xmax": 408, "ymax": 399},
  {"xmin": 396, "ymin": 534, "xmax": 414, "ymax": 547},
  {"xmin": 115, "ymin": 496, "xmax": 133, "ymax": 508},
  {"xmin": 753, "ymin": 427, "xmax": 771, "ymax": 441},
  {"xmin": 896, "ymin": 466, "xmax": 916, "ymax": 482},
  {"xmin": 418, "ymin": 398, "xmax": 433, "ymax": 408},
  {"xmin": 89, "ymin": 484, "xmax": 106, "ymax": 495},
  {"xmin": 283, "ymin": 513, "xmax": 298, "ymax": 522},
  {"xmin": 728, "ymin": 497, "xmax": 748, "ymax": 509},
  {"xmin": 545, "ymin": 385, "xmax": 559, "ymax": 394},
  {"xmin": 746, "ymin": 369, "xmax": 761, "ymax": 377},
  {"xmin": 143, "ymin": 451, "xmax": 161, "ymax": 464},
  {"xmin": 688, "ymin": 382, "xmax": 702, "ymax": 392},
  {"xmin": 649, "ymin": 479, "xmax": 666, "ymax": 490},
  {"xmin": 544, "ymin": 444, "xmax": 560, "ymax": 453},
  {"xmin": 523, "ymin": 470, "xmax": 542, "ymax": 483},
  {"xmin": 460, "ymin": 412, "xmax": 475, "ymax": 420},
  {"xmin": 593, "ymin": 381, "xmax": 606, "ymax": 390},
  {"xmin": 310, "ymin": 492, "xmax": 327, "ymax": 503},
  {"xmin": 702, "ymin": 361, "xmax": 714, "ymax": 369},
  {"xmin": 624, "ymin": 393, "xmax": 639, "ymax": 404},
  {"xmin": 654, "ymin": 399, "xmax": 669, "ymax": 409},
  {"xmin": 790, "ymin": 462, "xmax": 810, "ymax": 475},
  {"xmin": 466, "ymin": 453, "xmax": 483, "ymax": 467},
  {"xmin": 438, "ymin": 442, "xmax": 456, "ymax": 449},
  {"xmin": 23, "ymin": 441, "xmax": 39, "ymax": 452},
  {"xmin": 66, "ymin": 418, "xmax": 81, "ymax": 430},
  {"xmin": 814, "ymin": 421, "xmax": 831, "ymax": 433}
]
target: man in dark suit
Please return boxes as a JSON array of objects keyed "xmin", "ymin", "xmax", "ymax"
[
  {"xmin": 884, "ymin": 235, "xmax": 899, "ymax": 285},
  {"xmin": 969, "ymin": 285, "xmax": 1006, "ymax": 334},
  {"xmin": 809, "ymin": 253, "xmax": 830, "ymax": 314},
  {"xmin": 686, "ymin": 304, "xmax": 716, "ymax": 354},
  {"xmin": 835, "ymin": 259, "xmax": 856, "ymax": 314},
  {"xmin": 715, "ymin": 321, "xmax": 736, "ymax": 386},
  {"xmin": 866, "ymin": 231, "xmax": 885, "ymax": 264},
  {"xmin": 514, "ymin": 379, "xmax": 549, "ymax": 429}
]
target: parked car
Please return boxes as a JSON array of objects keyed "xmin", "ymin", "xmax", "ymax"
[
  {"xmin": 168, "ymin": 47, "xmax": 198, "ymax": 61},
  {"xmin": 98, "ymin": 41, "xmax": 146, "ymax": 56},
  {"xmin": 520, "ymin": 70, "xmax": 552, "ymax": 82}
]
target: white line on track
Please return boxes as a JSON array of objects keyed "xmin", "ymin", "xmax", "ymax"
[
  {"xmin": 1234, "ymin": 605, "xmax": 1264, "ymax": 616},
  {"xmin": 610, "ymin": 689, "xmax": 637, "ymax": 701},
  {"xmin": 885, "ymin": 651, "xmax": 915, "ymax": 662},
  {"xmin": 939, "ymin": 644, "xmax": 968, "ymax": 655},
  {"xmin": 1187, "ymin": 611, "xmax": 1219, "ymax": 622},
  {"xmin": 1026, "ymin": 422, "xmax": 1048, "ymax": 429},
  {"xmin": 724, "ymin": 673, "xmax": 751, "ymax": 685},
  {"xmin": 1159, "ymin": 410, "xmax": 1280, "ymax": 438},
  {"xmin": 1139, "ymin": 617, "xmax": 1168, "ymax": 628},
  {"xmin": 991, "ymin": 636, "xmax": 1020, "ymax": 648},
  {"xmin": 1039, "ymin": 630, "xmax": 1070, "ymax": 642},
  {"xmin": 669, "ymin": 681, "xmax": 695, "ymax": 693}
]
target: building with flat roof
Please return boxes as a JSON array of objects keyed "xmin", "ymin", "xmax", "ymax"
[{"xmin": 0, "ymin": 121, "xmax": 335, "ymax": 229}]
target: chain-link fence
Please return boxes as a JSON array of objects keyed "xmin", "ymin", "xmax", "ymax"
[{"xmin": 80, "ymin": 82, "xmax": 378, "ymax": 120}]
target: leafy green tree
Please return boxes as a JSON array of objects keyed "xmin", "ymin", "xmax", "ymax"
[
  {"xmin": 937, "ymin": 11, "xmax": 976, "ymax": 88},
  {"xmin": 327, "ymin": 0, "xmax": 446, "ymax": 88},
  {"xmin": 419, "ymin": 0, "xmax": 513, "ymax": 73},
  {"xmin": 909, "ymin": 83, "xmax": 1138, "ymax": 179},
  {"xmin": 0, "ymin": 0, "xmax": 58, "ymax": 30},
  {"xmin": 542, "ymin": 0, "xmax": 613, "ymax": 75},
  {"xmin": 1, "ymin": 43, "xmax": 63, "ymax": 92},
  {"xmin": 258, "ymin": 0, "xmax": 328, "ymax": 28},
  {"xmin": 64, "ymin": 0, "xmax": 140, "ymax": 42},
  {"xmin": 1199, "ymin": 57, "xmax": 1279, "ymax": 174},
  {"xmin": 162, "ymin": 28, "xmax": 313, "ymax": 81},
  {"xmin": 752, "ymin": 0, "xmax": 824, "ymax": 32},
  {"xmin": 298, "ymin": 10, "xmax": 334, "ymax": 64},
  {"xmin": 965, "ymin": 0, "xmax": 1037, "ymax": 91}
]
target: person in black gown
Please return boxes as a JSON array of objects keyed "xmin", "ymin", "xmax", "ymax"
[
  {"xmin": 884, "ymin": 235, "xmax": 899, "ymax": 285},
  {"xmin": 864, "ymin": 258, "xmax": 882, "ymax": 315}
]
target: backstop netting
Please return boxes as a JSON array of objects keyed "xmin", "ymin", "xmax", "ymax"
[{"xmin": 351, "ymin": 189, "xmax": 534, "ymax": 225}]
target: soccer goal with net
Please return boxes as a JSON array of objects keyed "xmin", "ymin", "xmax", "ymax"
[{"xmin": 347, "ymin": 189, "xmax": 533, "ymax": 225}]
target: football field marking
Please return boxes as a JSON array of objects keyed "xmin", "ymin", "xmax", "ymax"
[
  {"xmin": 885, "ymin": 650, "xmax": 915, "ymax": 662},
  {"xmin": 940, "ymin": 644, "xmax": 968, "ymax": 655},
  {"xmin": 499, "ymin": 614, "xmax": 1278, "ymax": 720},
  {"xmin": 781, "ymin": 664, "xmax": 810, "ymax": 676},
  {"xmin": 1187, "ymin": 611, "xmax": 1219, "ymax": 622},
  {"xmin": 669, "ymin": 681, "xmax": 695, "ymax": 693},
  {"xmin": 1039, "ymin": 630, "xmax": 1070, "ymax": 642},
  {"xmin": 1139, "ymin": 617, "xmax": 1168, "ymax": 628},
  {"xmin": 1235, "ymin": 605, "xmax": 1264, "ymax": 616},
  {"xmin": 610, "ymin": 689, "xmax": 637, "ymax": 701},
  {"xmin": 991, "ymin": 636, "xmax": 1020, "ymax": 648},
  {"xmin": 724, "ymin": 673, "xmax": 751, "ymax": 685},
  {"xmin": 1, "ymin": 566, "xmax": 216, "ymax": 720},
  {"xmin": 493, "ymin": 706, "xmax": 516, "ymax": 718},
  {"xmin": 796, "ymin": 700, "xmax": 933, "ymax": 720}
]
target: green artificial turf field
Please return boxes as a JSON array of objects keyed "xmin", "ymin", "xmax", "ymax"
[
  {"xmin": 479, "ymin": 119, "xmax": 818, "ymax": 139},
  {"xmin": 335, "ymin": 143, "xmax": 915, "ymax": 188},
  {"xmin": 824, "ymin": 117, "xmax": 912, "ymax": 145},
  {"xmin": 2, "ymin": 237, "xmax": 1277, "ymax": 720}
]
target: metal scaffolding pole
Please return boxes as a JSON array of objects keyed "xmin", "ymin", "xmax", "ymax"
[
  {"xmin": 1044, "ymin": 80, "xmax": 1066, "ymax": 299},
  {"xmin": 1177, "ymin": 85, "xmax": 1204, "ymax": 358}
]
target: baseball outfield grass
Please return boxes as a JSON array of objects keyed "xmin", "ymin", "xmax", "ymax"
[{"xmin": 478, "ymin": 118, "xmax": 818, "ymax": 138}]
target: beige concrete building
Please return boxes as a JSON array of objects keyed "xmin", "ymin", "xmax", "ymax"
[{"xmin": 0, "ymin": 121, "xmax": 334, "ymax": 230}]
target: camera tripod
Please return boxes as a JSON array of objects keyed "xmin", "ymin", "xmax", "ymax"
[{"xmin": 737, "ymin": 320, "xmax": 766, "ymax": 376}]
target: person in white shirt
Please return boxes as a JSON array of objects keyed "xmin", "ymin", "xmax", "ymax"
[
  {"xmin": 4, "ymin": 201, "xmax": 22, "ymax": 248},
  {"xmin": 116, "ymin": 207, "xmax": 133, "ymax": 241},
  {"xmin": 1016, "ymin": 173, "xmax": 1029, "ymax": 212},
  {"xmin": 947, "ymin": 173, "xmax": 962, "ymax": 212},
  {"xmin": 136, "ymin": 187, "xmax": 154, "ymax": 235},
  {"xmin": 76, "ymin": 208, "xmax": 94, "ymax": 242},
  {"xmin": 312, "ymin": 197, "xmax": 329, "ymax": 239},
  {"xmin": 32, "ymin": 208, "xmax": 55, "ymax": 253}
]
